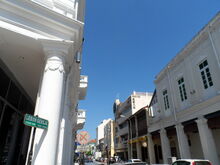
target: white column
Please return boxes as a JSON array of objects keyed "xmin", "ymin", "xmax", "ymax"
[
  {"xmin": 196, "ymin": 117, "xmax": 220, "ymax": 165},
  {"xmin": 175, "ymin": 124, "xmax": 191, "ymax": 159},
  {"xmin": 147, "ymin": 133, "xmax": 156, "ymax": 164},
  {"xmin": 32, "ymin": 40, "xmax": 71, "ymax": 165},
  {"xmin": 160, "ymin": 128, "xmax": 171, "ymax": 164}
]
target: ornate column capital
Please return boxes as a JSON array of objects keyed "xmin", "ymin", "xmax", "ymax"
[{"xmin": 40, "ymin": 39, "xmax": 74, "ymax": 73}]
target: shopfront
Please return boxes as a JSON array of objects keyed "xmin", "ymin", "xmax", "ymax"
[{"xmin": 0, "ymin": 65, "xmax": 34, "ymax": 165}]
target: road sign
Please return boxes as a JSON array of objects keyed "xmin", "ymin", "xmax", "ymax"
[
  {"xmin": 77, "ymin": 131, "xmax": 90, "ymax": 145},
  {"xmin": 23, "ymin": 114, "xmax": 48, "ymax": 129}
]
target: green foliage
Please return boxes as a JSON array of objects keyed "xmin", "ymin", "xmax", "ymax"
[{"xmin": 85, "ymin": 151, "xmax": 92, "ymax": 156}]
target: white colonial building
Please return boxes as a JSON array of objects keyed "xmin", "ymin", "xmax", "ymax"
[
  {"xmin": 147, "ymin": 12, "xmax": 220, "ymax": 165},
  {"xmin": 113, "ymin": 92, "xmax": 152, "ymax": 161},
  {"xmin": 0, "ymin": 0, "xmax": 87, "ymax": 165}
]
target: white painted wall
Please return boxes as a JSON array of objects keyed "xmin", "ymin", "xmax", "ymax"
[
  {"xmin": 152, "ymin": 13, "xmax": 220, "ymax": 122},
  {"xmin": 96, "ymin": 119, "xmax": 111, "ymax": 145},
  {"xmin": 148, "ymin": 12, "xmax": 220, "ymax": 164},
  {"xmin": 131, "ymin": 92, "xmax": 153, "ymax": 114}
]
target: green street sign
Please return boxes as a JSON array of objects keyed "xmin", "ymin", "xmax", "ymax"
[{"xmin": 23, "ymin": 114, "xmax": 48, "ymax": 129}]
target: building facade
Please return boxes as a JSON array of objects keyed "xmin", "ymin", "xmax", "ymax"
[
  {"xmin": 113, "ymin": 92, "xmax": 152, "ymax": 161},
  {"xmin": 103, "ymin": 119, "xmax": 115, "ymax": 158},
  {"xmin": 96, "ymin": 119, "xmax": 111, "ymax": 156},
  {"xmin": 0, "ymin": 0, "xmax": 87, "ymax": 165},
  {"xmin": 127, "ymin": 107, "xmax": 149, "ymax": 162},
  {"xmin": 147, "ymin": 12, "xmax": 220, "ymax": 165}
]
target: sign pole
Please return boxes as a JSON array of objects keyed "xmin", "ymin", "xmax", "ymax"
[
  {"xmin": 27, "ymin": 115, "xmax": 38, "ymax": 165},
  {"xmin": 27, "ymin": 127, "xmax": 36, "ymax": 165}
]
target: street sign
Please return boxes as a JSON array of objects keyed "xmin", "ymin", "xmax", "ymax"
[
  {"xmin": 77, "ymin": 131, "xmax": 90, "ymax": 145},
  {"xmin": 23, "ymin": 114, "xmax": 48, "ymax": 129}
]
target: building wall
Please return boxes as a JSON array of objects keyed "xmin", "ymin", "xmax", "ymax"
[
  {"xmin": 153, "ymin": 15, "xmax": 220, "ymax": 124},
  {"xmin": 96, "ymin": 119, "xmax": 111, "ymax": 145},
  {"xmin": 148, "ymin": 12, "xmax": 220, "ymax": 165},
  {"xmin": 114, "ymin": 92, "xmax": 152, "ymax": 161},
  {"xmin": 0, "ymin": 0, "xmax": 86, "ymax": 164},
  {"xmin": 104, "ymin": 120, "xmax": 115, "ymax": 157},
  {"xmin": 0, "ymin": 65, "xmax": 34, "ymax": 164}
]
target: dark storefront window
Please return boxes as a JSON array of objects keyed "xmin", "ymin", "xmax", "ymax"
[
  {"xmin": 19, "ymin": 95, "xmax": 28, "ymax": 113},
  {"xmin": 0, "ymin": 69, "xmax": 10, "ymax": 98},
  {"xmin": 0, "ymin": 67, "xmax": 34, "ymax": 165},
  {"xmin": 0, "ymin": 106, "xmax": 17, "ymax": 164},
  {"xmin": 7, "ymin": 81, "xmax": 21, "ymax": 109},
  {"xmin": 0, "ymin": 100, "xmax": 4, "ymax": 119}
]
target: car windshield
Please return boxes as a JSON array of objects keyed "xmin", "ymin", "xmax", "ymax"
[{"xmin": 133, "ymin": 160, "xmax": 141, "ymax": 162}]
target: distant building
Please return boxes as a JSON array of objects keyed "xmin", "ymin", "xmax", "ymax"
[
  {"xmin": 113, "ymin": 92, "xmax": 152, "ymax": 161},
  {"xmin": 96, "ymin": 119, "xmax": 112, "ymax": 156},
  {"xmin": 104, "ymin": 119, "xmax": 115, "ymax": 158},
  {"xmin": 76, "ymin": 139, "xmax": 96, "ymax": 154},
  {"xmin": 127, "ymin": 106, "xmax": 149, "ymax": 162},
  {"xmin": 147, "ymin": 12, "xmax": 220, "ymax": 165}
]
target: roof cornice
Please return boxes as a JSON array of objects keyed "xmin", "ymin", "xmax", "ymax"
[
  {"xmin": 155, "ymin": 11, "xmax": 220, "ymax": 83},
  {"xmin": 1, "ymin": 0, "xmax": 84, "ymax": 41}
]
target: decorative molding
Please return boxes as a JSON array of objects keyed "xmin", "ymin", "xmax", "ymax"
[
  {"xmin": 40, "ymin": 39, "xmax": 74, "ymax": 71},
  {"xmin": 0, "ymin": 0, "xmax": 83, "ymax": 41},
  {"xmin": 45, "ymin": 58, "xmax": 65, "ymax": 73}
]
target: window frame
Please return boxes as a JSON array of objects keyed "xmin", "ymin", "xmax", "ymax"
[
  {"xmin": 198, "ymin": 59, "xmax": 213, "ymax": 89},
  {"xmin": 162, "ymin": 89, "xmax": 170, "ymax": 110},
  {"xmin": 178, "ymin": 77, "xmax": 188, "ymax": 102}
]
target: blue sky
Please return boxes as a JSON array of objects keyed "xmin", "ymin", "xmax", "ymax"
[{"xmin": 79, "ymin": 0, "xmax": 220, "ymax": 139}]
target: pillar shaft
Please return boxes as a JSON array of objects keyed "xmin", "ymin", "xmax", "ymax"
[
  {"xmin": 175, "ymin": 124, "xmax": 191, "ymax": 159},
  {"xmin": 196, "ymin": 117, "xmax": 220, "ymax": 165},
  {"xmin": 160, "ymin": 128, "xmax": 171, "ymax": 164},
  {"xmin": 32, "ymin": 40, "xmax": 72, "ymax": 165},
  {"xmin": 147, "ymin": 133, "xmax": 156, "ymax": 164}
]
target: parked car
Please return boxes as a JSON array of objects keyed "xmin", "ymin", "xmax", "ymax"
[
  {"xmin": 171, "ymin": 159, "xmax": 212, "ymax": 165},
  {"xmin": 125, "ymin": 159, "xmax": 147, "ymax": 165},
  {"xmin": 127, "ymin": 159, "xmax": 142, "ymax": 163}
]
